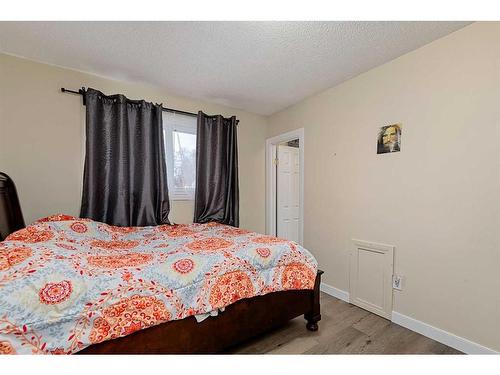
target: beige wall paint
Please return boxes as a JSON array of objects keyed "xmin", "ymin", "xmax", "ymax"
[
  {"xmin": 0, "ymin": 53, "xmax": 267, "ymax": 233},
  {"xmin": 268, "ymin": 22, "xmax": 500, "ymax": 351}
]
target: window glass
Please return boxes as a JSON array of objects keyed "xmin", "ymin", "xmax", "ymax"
[
  {"xmin": 172, "ymin": 130, "xmax": 196, "ymax": 192},
  {"xmin": 162, "ymin": 112, "xmax": 197, "ymax": 200}
]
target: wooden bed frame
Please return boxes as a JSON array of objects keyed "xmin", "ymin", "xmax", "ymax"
[
  {"xmin": 79, "ymin": 270, "xmax": 323, "ymax": 354},
  {"xmin": 0, "ymin": 172, "xmax": 322, "ymax": 354}
]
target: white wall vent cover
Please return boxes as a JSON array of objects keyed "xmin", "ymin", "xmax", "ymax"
[{"xmin": 349, "ymin": 239, "xmax": 394, "ymax": 319}]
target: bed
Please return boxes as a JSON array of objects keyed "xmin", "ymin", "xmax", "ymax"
[{"xmin": 0, "ymin": 174, "xmax": 322, "ymax": 355}]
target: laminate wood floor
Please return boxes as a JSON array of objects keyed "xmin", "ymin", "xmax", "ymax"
[{"xmin": 230, "ymin": 292, "xmax": 462, "ymax": 354}]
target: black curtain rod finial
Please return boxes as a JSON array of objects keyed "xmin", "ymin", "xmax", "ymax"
[
  {"xmin": 61, "ymin": 87, "xmax": 87, "ymax": 105},
  {"xmin": 80, "ymin": 87, "xmax": 86, "ymax": 106},
  {"xmin": 61, "ymin": 87, "xmax": 82, "ymax": 95}
]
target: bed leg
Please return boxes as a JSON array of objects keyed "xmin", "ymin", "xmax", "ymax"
[{"xmin": 305, "ymin": 269, "xmax": 323, "ymax": 331}]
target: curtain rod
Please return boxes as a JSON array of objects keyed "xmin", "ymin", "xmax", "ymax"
[{"xmin": 61, "ymin": 87, "xmax": 239, "ymax": 124}]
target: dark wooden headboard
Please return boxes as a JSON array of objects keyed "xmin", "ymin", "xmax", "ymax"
[{"xmin": 0, "ymin": 172, "xmax": 25, "ymax": 240}]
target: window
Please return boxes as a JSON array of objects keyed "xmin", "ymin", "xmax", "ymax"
[{"xmin": 162, "ymin": 112, "xmax": 197, "ymax": 200}]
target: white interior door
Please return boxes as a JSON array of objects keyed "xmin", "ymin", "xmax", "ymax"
[{"xmin": 276, "ymin": 145, "xmax": 300, "ymax": 242}]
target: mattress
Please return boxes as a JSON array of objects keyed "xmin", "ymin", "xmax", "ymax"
[{"xmin": 0, "ymin": 215, "xmax": 317, "ymax": 354}]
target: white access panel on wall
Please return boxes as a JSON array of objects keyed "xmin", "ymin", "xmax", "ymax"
[{"xmin": 349, "ymin": 239, "xmax": 394, "ymax": 319}]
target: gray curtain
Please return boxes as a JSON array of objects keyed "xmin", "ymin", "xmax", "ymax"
[
  {"xmin": 80, "ymin": 88, "xmax": 170, "ymax": 226},
  {"xmin": 194, "ymin": 111, "xmax": 239, "ymax": 227}
]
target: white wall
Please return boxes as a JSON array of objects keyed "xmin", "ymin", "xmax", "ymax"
[
  {"xmin": 267, "ymin": 22, "xmax": 500, "ymax": 351},
  {"xmin": 0, "ymin": 53, "xmax": 268, "ymax": 233}
]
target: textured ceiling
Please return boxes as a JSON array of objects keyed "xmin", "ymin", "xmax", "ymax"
[{"xmin": 0, "ymin": 21, "xmax": 470, "ymax": 115}]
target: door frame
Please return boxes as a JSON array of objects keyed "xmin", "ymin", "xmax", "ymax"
[{"xmin": 266, "ymin": 128, "xmax": 304, "ymax": 245}]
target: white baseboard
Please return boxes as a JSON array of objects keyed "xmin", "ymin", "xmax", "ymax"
[
  {"xmin": 320, "ymin": 282, "xmax": 349, "ymax": 302},
  {"xmin": 320, "ymin": 282, "xmax": 498, "ymax": 354},
  {"xmin": 391, "ymin": 312, "xmax": 498, "ymax": 354}
]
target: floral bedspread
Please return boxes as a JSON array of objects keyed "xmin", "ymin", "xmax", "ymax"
[{"xmin": 0, "ymin": 215, "xmax": 317, "ymax": 354}]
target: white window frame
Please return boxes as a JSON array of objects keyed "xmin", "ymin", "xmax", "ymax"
[{"xmin": 162, "ymin": 112, "xmax": 197, "ymax": 201}]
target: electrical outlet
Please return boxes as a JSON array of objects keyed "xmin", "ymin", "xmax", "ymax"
[{"xmin": 392, "ymin": 275, "xmax": 404, "ymax": 291}]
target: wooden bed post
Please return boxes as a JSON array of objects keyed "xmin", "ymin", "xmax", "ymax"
[{"xmin": 305, "ymin": 269, "xmax": 323, "ymax": 331}]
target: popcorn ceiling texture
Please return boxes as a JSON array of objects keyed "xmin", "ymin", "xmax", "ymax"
[{"xmin": 0, "ymin": 21, "xmax": 469, "ymax": 115}]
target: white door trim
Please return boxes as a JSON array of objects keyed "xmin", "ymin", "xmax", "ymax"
[{"xmin": 265, "ymin": 128, "xmax": 304, "ymax": 245}]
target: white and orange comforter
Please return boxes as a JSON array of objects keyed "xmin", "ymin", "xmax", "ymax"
[{"xmin": 0, "ymin": 215, "xmax": 317, "ymax": 354}]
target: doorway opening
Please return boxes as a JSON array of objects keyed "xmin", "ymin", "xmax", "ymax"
[{"xmin": 266, "ymin": 128, "xmax": 304, "ymax": 245}]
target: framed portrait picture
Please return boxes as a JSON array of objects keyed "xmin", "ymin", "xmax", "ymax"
[{"xmin": 377, "ymin": 123, "xmax": 401, "ymax": 154}]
